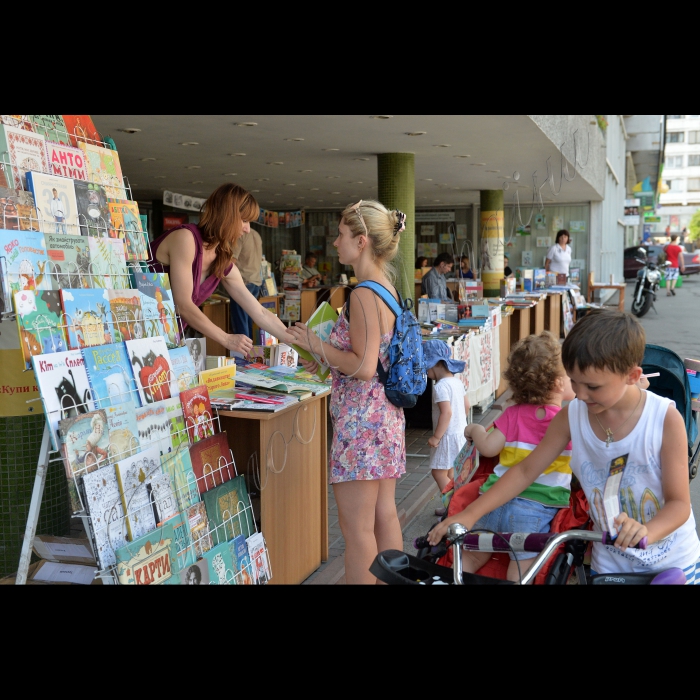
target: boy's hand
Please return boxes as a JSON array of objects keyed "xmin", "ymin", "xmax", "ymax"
[
  {"xmin": 613, "ymin": 512, "xmax": 648, "ymax": 550},
  {"xmin": 427, "ymin": 514, "xmax": 472, "ymax": 546},
  {"xmin": 428, "ymin": 435, "xmax": 440, "ymax": 448}
]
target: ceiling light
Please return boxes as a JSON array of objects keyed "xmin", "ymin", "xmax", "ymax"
[
  {"xmin": 283, "ymin": 183, "xmax": 296, "ymax": 186},
  {"xmin": 180, "ymin": 142, "xmax": 199, "ymax": 146},
  {"xmin": 332, "ymin": 191, "xmax": 341, "ymax": 194},
  {"xmin": 186, "ymin": 165, "xmax": 201, "ymax": 169},
  {"xmin": 251, "ymin": 189, "xmax": 260, "ymax": 192},
  {"xmin": 194, "ymin": 191, "xmax": 202, "ymax": 194},
  {"xmin": 421, "ymin": 178, "xmax": 433, "ymax": 181},
  {"xmin": 268, "ymin": 161, "xmax": 284, "ymax": 165},
  {"xmin": 299, "ymin": 169, "xmax": 312, "ymax": 173},
  {"xmin": 256, "ymin": 178, "xmax": 269, "ymax": 182},
  {"xmin": 154, "ymin": 175, "xmax": 166, "ymax": 179},
  {"xmin": 191, "ymin": 180, "xmax": 204, "ymax": 184},
  {"xmin": 310, "ymin": 188, "xmax": 319, "ymax": 191},
  {"xmin": 119, "ymin": 128, "xmax": 141, "ymax": 134},
  {"xmin": 433, "ymin": 199, "xmax": 441, "ymax": 202},
  {"xmin": 434, "ymin": 144, "xmax": 451, "ymax": 148},
  {"xmin": 140, "ymin": 157, "xmax": 156, "ymax": 161},
  {"xmin": 487, "ymin": 169, "xmax": 500, "ymax": 173},
  {"xmin": 453, "ymin": 155, "xmax": 471, "ymax": 158},
  {"xmin": 322, "ymin": 148, "xmax": 340, "ymax": 151},
  {"xmin": 297, "ymin": 196, "xmax": 305, "ymax": 199},
  {"xmin": 471, "ymin": 163, "xmax": 486, "ymax": 166},
  {"xmin": 284, "ymin": 137, "xmax": 304, "ymax": 141},
  {"xmin": 370, "ymin": 115, "xmax": 393, "ymax": 119},
  {"xmin": 317, "ymin": 199, "xmax": 324, "ymax": 202},
  {"xmin": 354, "ymin": 157, "xmax": 370, "ymax": 161},
  {"xmin": 223, "ymin": 172, "xmax": 237, "ymax": 176},
  {"xmin": 326, "ymin": 176, "xmax": 339, "ymax": 179},
  {"xmin": 229, "ymin": 153, "xmax": 247, "ymax": 157},
  {"xmin": 405, "ymin": 132, "xmax": 426, "ymax": 136},
  {"xmin": 233, "ymin": 122, "xmax": 258, "ymax": 127},
  {"xmin": 350, "ymin": 181, "xmax": 363, "ymax": 184}
]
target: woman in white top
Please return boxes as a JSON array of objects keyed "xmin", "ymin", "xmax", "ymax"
[{"xmin": 545, "ymin": 229, "xmax": 572, "ymax": 276}]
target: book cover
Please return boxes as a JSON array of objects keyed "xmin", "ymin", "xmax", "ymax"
[
  {"xmin": 199, "ymin": 364, "xmax": 236, "ymax": 402},
  {"xmin": 179, "ymin": 557, "xmax": 209, "ymax": 585},
  {"xmin": 556, "ymin": 273, "xmax": 568, "ymax": 285},
  {"xmin": 290, "ymin": 300, "xmax": 337, "ymax": 380},
  {"xmin": 46, "ymin": 233, "xmax": 91, "ymax": 289},
  {"xmin": 168, "ymin": 346, "xmax": 198, "ymax": 394},
  {"xmin": 264, "ymin": 276, "xmax": 278, "ymax": 296},
  {"xmin": 114, "ymin": 520, "xmax": 177, "ymax": 585},
  {"xmin": 179, "ymin": 384, "xmax": 215, "ymax": 444},
  {"xmin": 184, "ymin": 501, "xmax": 213, "ymax": 558},
  {"xmin": 77, "ymin": 141, "xmax": 126, "ymax": 200},
  {"xmin": 163, "ymin": 511, "xmax": 195, "ymax": 574},
  {"xmin": 60, "ymin": 288, "xmax": 112, "ymax": 349},
  {"xmin": 0, "ymin": 229, "xmax": 50, "ymax": 313},
  {"xmin": 134, "ymin": 401, "xmax": 174, "ymax": 458},
  {"xmin": 89, "ymin": 237, "xmax": 129, "ymax": 290},
  {"xmin": 32, "ymin": 349, "xmax": 95, "ymax": 451},
  {"xmin": 44, "ymin": 140, "xmax": 88, "ymax": 181},
  {"xmin": 81, "ymin": 464, "xmax": 128, "ymax": 570},
  {"xmin": 133, "ymin": 270, "xmax": 179, "ymax": 348},
  {"xmin": 160, "ymin": 444, "xmax": 200, "ymax": 512},
  {"xmin": 202, "ymin": 541, "xmax": 235, "ymax": 585},
  {"xmin": 202, "ymin": 474, "xmax": 255, "ymax": 546},
  {"xmin": 229, "ymin": 534, "xmax": 254, "ymax": 585},
  {"xmin": 82, "ymin": 341, "xmax": 139, "ymax": 409},
  {"xmin": 26, "ymin": 115, "xmax": 71, "ymax": 145},
  {"xmin": 126, "ymin": 336, "xmax": 177, "ymax": 405},
  {"xmin": 188, "ymin": 431, "xmax": 232, "ymax": 495},
  {"xmin": 161, "ymin": 395, "xmax": 188, "ymax": 452},
  {"xmin": 214, "ymin": 390, "xmax": 299, "ymax": 413},
  {"xmin": 25, "ymin": 170, "xmax": 80, "ymax": 236},
  {"xmin": 61, "ymin": 115, "xmax": 100, "ymax": 148},
  {"xmin": 13, "ymin": 289, "xmax": 67, "ymax": 368},
  {"xmin": 0, "ymin": 186, "xmax": 39, "ymax": 231},
  {"xmin": 0, "ymin": 124, "xmax": 48, "ymax": 190},
  {"xmin": 107, "ymin": 288, "xmax": 144, "ymax": 342},
  {"xmin": 107, "ymin": 199, "xmax": 149, "ymax": 261},
  {"xmin": 74, "ymin": 180, "xmax": 111, "ymax": 238},
  {"xmin": 105, "ymin": 399, "xmax": 140, "ymax": 462},
  {"xmin": 533, "ymin": 268, "xmax": 547, "ymax": 290},
  {"xmin": 246, "ymin": 531, "xmax": 271, "ymax": 584},
  {"xmin": 185, "ymin": 337, "xmax": 206, "ymax": 375}
]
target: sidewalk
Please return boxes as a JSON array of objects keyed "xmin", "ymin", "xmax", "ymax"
[{"xmin": 303, "ymin": 389, "xmax": 512, "ymax": 584}]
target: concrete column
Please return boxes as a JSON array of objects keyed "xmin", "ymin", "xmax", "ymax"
[
  {"xmin": 480, "ymin": 190, "xmax": 504, "ymax": 298},
  {"xmin": 378, "ymin": 153, "xmax": 415, "ymax": 302}
]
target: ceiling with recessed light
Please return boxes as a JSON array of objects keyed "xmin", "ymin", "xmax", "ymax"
[{"xmin": 90, "ymin": 115, "xmax": 602, "ymax": 209}]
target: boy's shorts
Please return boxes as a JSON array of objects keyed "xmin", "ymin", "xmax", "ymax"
[{"xmin": 472, "ymin": 496, "xmax": 559, "ymax": 561}]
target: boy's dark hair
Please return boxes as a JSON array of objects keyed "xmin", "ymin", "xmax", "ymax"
[
  {"xmin": 433, "ymin": 252, "xmax": 453, "ymax": 267},
  {"xmin": 561, "ymin": 310, "xmax": 645, "ymax": 375},
  {"xmin": 503, "ymin": 331, "xmax": 563, "ymax": 405}
]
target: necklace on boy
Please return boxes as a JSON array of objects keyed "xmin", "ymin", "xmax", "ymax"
[{"xmin": 593, "ymin": 387, "xmax": 643, "ymax": 448}]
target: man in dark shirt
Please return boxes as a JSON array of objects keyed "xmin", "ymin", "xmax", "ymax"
[{"xmin": 420, "ymin": 252, "xmax": 454, "ymax": 301}]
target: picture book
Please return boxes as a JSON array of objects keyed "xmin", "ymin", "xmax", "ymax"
[
  {"xmin": 32, "ymin": 349, "xmax": 95, "ymax": 451},
  {"xmin": 89, "ymin": 237, "xmax": 129, "ymax": 289},
  {"xmin": 25, "ymin": 170, "xmax": 79, "ymax": 236},
  {"xmin": 236, "ymin": 368, "xmax": 328, "ymax": 398},
  {"xmin": 229, "ymin": 534, "xmax": 254, "ymax": 585},
  {"xmin": 533, "ymin": 268, "xmax": 547, "ymax": 291},
  {"xmin": 60, "ymin": 288, "xmax": 111, "ymax": 350},
  {"xmin": 81, "ymin": 464, "xmax": 128, "ymax": 570},
  {"xmin": 179, "ymin": 556, "xmax": 209, "ymax": 585},
  {"xmin": 188, "ymin": 431, "xmax": 232, "ymax": 495},
  {"xmin": 160, "ymin": 511, "xmax": 195, "ymax": 575},
  {"xmin": 77, "ymin": 141, "xmax": 126, "ymax": 200},
  {"xmin": 61, "ymin": 115, "xmax": 100, "ymax": 148},
  {"xmin": 0, "ymin": 229, "xmax": 50, "ymax": 314},
  {"xmin": 133, "ymin": 270, "xmax": 179, "ymax": 347},
  {"xmin": 160, "ymin": 444, "xmax": 199, "ymax": 512},
  {"xmin": 82, "ymin": 341, "xmax": 138, "ymax": 409},
  {"xmin": 107, "ymin": 288, "xmax": 144, "ymax": 342},
  {"xmin": 161, "ymin": 395, "xmax": 188, "ymax": 452},
  {"xmin": 569, "ymin": 267, "xmax": 581, "ymax": 285},
  {"xmin": 0, "ymin": 186, "xmax": 39, "ymax": 231},
  {"xmin": 203, "ymin": 474, "xmax": 255, "ymax": 546},
  {"xmin": 179, "ymin": 384, "xmax": 215, "ymax": 444},
  {"xmin": 13, "ymin": 289, "xmax": 67, "ymax": 368},
  {"xmin": 184, "ymin": 501, "xmax": 213, "ymax": 558},
  {"xmin": 25, "ymin": 115, "xmax": 71, "ymax": 145},
  {"xmin": 202, "ymin": 541, "xmax": 235, "ymax": 585},
  {"xmin": 0, "ymin": 124, "xmax": 48, "ymax": 190},
  {"xmin": 264, "ymin": 276, "xmax": 278, "ymax": 296},
  {"xmin": 213, "ymin": 389, "xmax": 299, "ymax": 413},
  {"xmin": 134, "ymin": 401, "xmax": 173, "ymax": 458},
  {"xmin": 107, "ymin": 199, "xmax": 149, "ymax": 261},
  {"xmin": 246, "ymin": 531, "xmax": 271, "ymax": 584},
  {"xmin": 105, "ymin": 399, "xmax": 140, "ymax": 462},
  {"xmin": 126, "ymin": 336, "xmax": 177, "ymax": 405},
  {"xmin": 44, "ymin": 140, "xmax": 88, "ymax": 181},
  {"xmin": 46, "ymin": 233, "xmax": 91, "ymax": 289},
  {"xmin": 185, "ymin": 336, "xmax": 206, "ymax": 375},
  {"xmin": 114, "ymin": 519, "xmax": 177, "ymax": 585},
  {"xmin": 198, "ymin": 364, "xmax": 236, "ymax": 403},
  {"xmin": 74, "ymin": 181, "xmax": 111, "ymax": 238},
  {"xmin": 168, "ymin": 346, "xmax": 198, "ymax": 394},
  {"xmin": 290, "ymin": 300, "xmax": 337, "ymax": 379}
]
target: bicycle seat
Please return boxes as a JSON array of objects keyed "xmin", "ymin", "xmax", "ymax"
[{"xmin": 590, "ymin": 567, "xmax": 687, "ymax": 585}]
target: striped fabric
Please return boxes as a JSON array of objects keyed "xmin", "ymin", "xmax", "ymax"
[{"xmin": 683, "ymin": 558, "xmax": 700, "ymax": 585}]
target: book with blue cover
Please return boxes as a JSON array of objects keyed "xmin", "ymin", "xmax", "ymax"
[
  {"xmin": 163, "ymin": 511, "xmax": 195, "ymax": 574},
  {"xmin": 0, "ymin": 228, "xmax": 50, "ymax": 314},
  {"xmin": 202, "ymin": 541, "xmax": 236, "ymax": 585},
  {"xmin": 59, "ymin": 287, "xmax": 112, "ymax": 350},
  {"xmin": 229, "ymin": 534, "xmax": 255, "ymax": 585},
  {"xmin": 168, "ymin": 346, "xmax": 198, "ymax": 394},
  {"xmin": 115, "ymin": 519, "xmax": 177, "ymax": 585},
  {"xmin": 133, "ymin": 271, "xmax": 179, "ymax": 348},
  {"xmin": 82, "ymin": 341, "xmax": 139, "ymax": 409},
  {"xmin": 13, "ymin": 289, "xmax": 67, "ymax": 368}
]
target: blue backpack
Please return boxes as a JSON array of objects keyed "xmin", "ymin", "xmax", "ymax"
[{"xmin": 355, "ymin": 281, "xmax": 427, "ymax": 408}]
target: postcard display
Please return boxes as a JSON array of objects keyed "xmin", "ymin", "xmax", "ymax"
[{"xmin": 3, "ymin": 116, "xmax": 271, "ymax": 585}]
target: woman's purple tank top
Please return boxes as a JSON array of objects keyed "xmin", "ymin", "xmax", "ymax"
[{"xmin": 150, "ymin": 223, "xmax": 233, "ymax": 307}]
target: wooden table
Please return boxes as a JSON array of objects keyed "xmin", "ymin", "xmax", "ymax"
[
  {"xmin": 529, "ymin": 297, "xmax": 545, "ymax": 335},
  {"xmin": 201, "ymin": 297, "xmax": 230, "ymax": 356},
  {"xmin": 544, "ymin": 293, "xmax": 561, "ymax": 339},
  {"xmin": 509, "ymin": 306, "xmax": 532, "ymax": 348},
  {"xmin": 217, "ymin": 393, "xmax": 328, "ymax": 585},
  {"xmin": 587, "ymin": 272, "xmax": 625, "ymax": 311}
]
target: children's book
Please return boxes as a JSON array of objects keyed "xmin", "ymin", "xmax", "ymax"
[
  {"xmin": 533, "ymin": 268, "xmax": 547, "ymax": 291},
  {"xmin": 198, "ymin": 364, "xmax": 237, "ymax": 403},
  {"xmin": 0, "ymin": 186, "xmax": 39, "ymax": 231},
  {"xmin": 13, "ymin": 289, "xmax": 67, "ymax": 368},
  {"xmin": 44, "ymin": 140, "xmax": 88, "ymax": 181},
  {"xmin": 179, "ymin": 556, "xmax": 209, "ymax": 585},
  {"xmin": 126, "ymin": 336, "xmax": 177, "ymax": 405},
  {"xmin": 105, "ymin": 399, "xmax": 140, "ymax": 462},
  {"xmin": 77, "ymin": 141, "xmax": 126, "ymax": 200},
  {"xmin": 46, "ymin": 233, "xmax": 91, "ymax": 289},
  {"xmin": 168, "ymin": 346, "xmax": 198, "ymax": 394},
  {"xmin": 184, "ymin": 501, "xmax": 213, "ymax": 559},
  {"xmin": 107, "ymin": 199, "xmax": 149, "ymax": 261},
  {"xmin": 114, "ymin": 519, "xmax": 177, "ymax": 585},
  {"xmin": 290, "ymin": 301, "xmax": 337, "ymax": 381},
  {"xmin": 133, "ymin": 271, "xmax": 179, "ymax": 348},
  {"xmin": 32, "ymin": 349, "xmax": 95, "ymax": 451},
  {"xmin": 82, "ymin": 341, "xmax": 139, "ymax": 409},
  {"xmin": 74, "ymin": 180, "xmax": 111, "ymax": 238},
  {"xmin": 0, "ymin": 124, "xmax": 48, "ymax": 190},
  {"xmin": 202, "ymin": 541, "xmax": 235, "ymax": 585},
  {"xmin": 160, "ymin": 444, "xmax": 200, "ymax": 512},
  {"xmin": 264, "ymin": 276, "xmax": 278, "ymax": 296},
  {"xmin": 179, "ymin": 384, "xmax": 215, "ymax": 444},
  {"xmin": 161, "ymin": 395, "xmax": 188, "ymax": 452},
  {"xmin": 81, "ymin": 464, "xmax": 128, "ymax": 570},
  {"xmin": 0, "ymin": 229, "xmax": 50, "ymax": 314},
  {"xmin": 25, "ymin": 170, "xmax": 80, "ymax": 236},
  {"xmin": 229, "ymin": 534, "xmax": 255, "ymax": 585},
  {"xmin": 90, "ymin": 237, "xmax": 129, "ymax": 289},
  {"xmin": 107, "ymin": 288, "xmax": 144, "ymax": 342},
  {"xmin": 26, "ymin": 115, "xmax": 71, "ymax": 145},
  {"xmin": 246, "ymin": 531, "xmax": 271, "ymax": 584},
  {"xmin": 185, "ymin": 336, "xmax": 206, "ymax": 376},
  {"xmin": 202, "ymin": 474, "xmax": 255, "ymax": 546},
  {"xmin": 60, "ymin": 287, "xmax": 112, "ymax": 350},
  {"xmin": 134, "ymin": 401, "xmax": 173, "ymax": 458},
  {"xmin": 188, "ymin": 431, "xmax": 232, "ymax": 495},
  {"xmin": 161, "ymin": 511, "xmax": 195, "ymax": 574},
  {"xmin": 61, "ymin": 115, "xmax": 100, "ymax": 148}
]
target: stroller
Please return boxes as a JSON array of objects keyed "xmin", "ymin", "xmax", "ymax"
[{"xmin": 371, "ymin": 343, "xmax": 700, "ymax": 585}]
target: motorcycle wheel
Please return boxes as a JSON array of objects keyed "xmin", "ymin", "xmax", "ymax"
[{"xmin": 631, "ymin": 290, "xmax": 653, "ymax": 317}]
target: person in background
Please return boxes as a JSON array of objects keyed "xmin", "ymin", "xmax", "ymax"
[
  {"xmin": 421, "ymin": 252, "xmax": 455, "ymax": 301},
  {"xmin": 227, "ymin": 226, "xmax": 263, "ymax": 339},
  {"xmin": 458, "ymin": 255, "xmax": 474, "ymax": 279},
  {"xmin": 300, "ymin": 252, "xmax": 325, "ymax": 288},
  {"xmin": 504, "ymin": 255, "xmax": 513, "ymax": 278},
  {"xmin": 663, "ymin": 234, "xmax": 685, "ymax": 297},
  {"xmin": 545, "ymin": 230, "xmax": 572, "ymax": 277},
  {"xmin": 415, "ymin": 255, "xmax": 429, "ymax": 270}
]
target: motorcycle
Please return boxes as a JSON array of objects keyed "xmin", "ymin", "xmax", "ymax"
[{"xmin": 631, "ymin": 247, "xmax": 668, "ymax": 318}]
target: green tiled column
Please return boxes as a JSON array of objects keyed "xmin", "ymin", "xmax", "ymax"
[
  {"xmin": 378, "ymin": 153, "xmax": 415, "ymax": 303},
  {"xmin": 480, "ymin": 190, "xmax": 504, "ymax": 298}
]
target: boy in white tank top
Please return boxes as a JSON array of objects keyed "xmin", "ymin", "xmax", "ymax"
[{"xmin": 429, "ymin": 310, "xmax": 700, "ymax": 583}]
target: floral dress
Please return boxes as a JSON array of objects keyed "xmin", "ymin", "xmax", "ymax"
[{"xmin": 328, "ymin": 311, "xmax": 406, "ymax": 483}]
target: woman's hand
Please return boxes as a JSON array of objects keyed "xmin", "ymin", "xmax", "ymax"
[
  {"xmin": 299, "ymin": 358, "xmax": 319, "ymax": 374},
  {"xmin": 287, "ymin": 322, "xmax": 320, "ymax": 355},
  {"xmin": 224, "ymin": 333, "xmax": 253, "ymax": 355}
]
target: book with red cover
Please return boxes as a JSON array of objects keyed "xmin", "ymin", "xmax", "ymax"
[
  {"xmin": 179, "ymin": 384, "xmax": 215, "ymax": 444},
  {"xmin": 61, "ymin": 115, "xmax": 101, "ymax": 148},
  {"xmin": 188, "ymin": 431, "xmax": 232, "ymax": 495}
]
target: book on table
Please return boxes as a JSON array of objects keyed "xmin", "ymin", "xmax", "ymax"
[{"xmin": 198, "ymin": 364, "xmax": 237, "ymax": 403}]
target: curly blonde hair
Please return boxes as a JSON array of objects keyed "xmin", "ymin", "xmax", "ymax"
[{"xmin": 503, "ymin": 331, "xmax": 564, "ymax": 405}]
